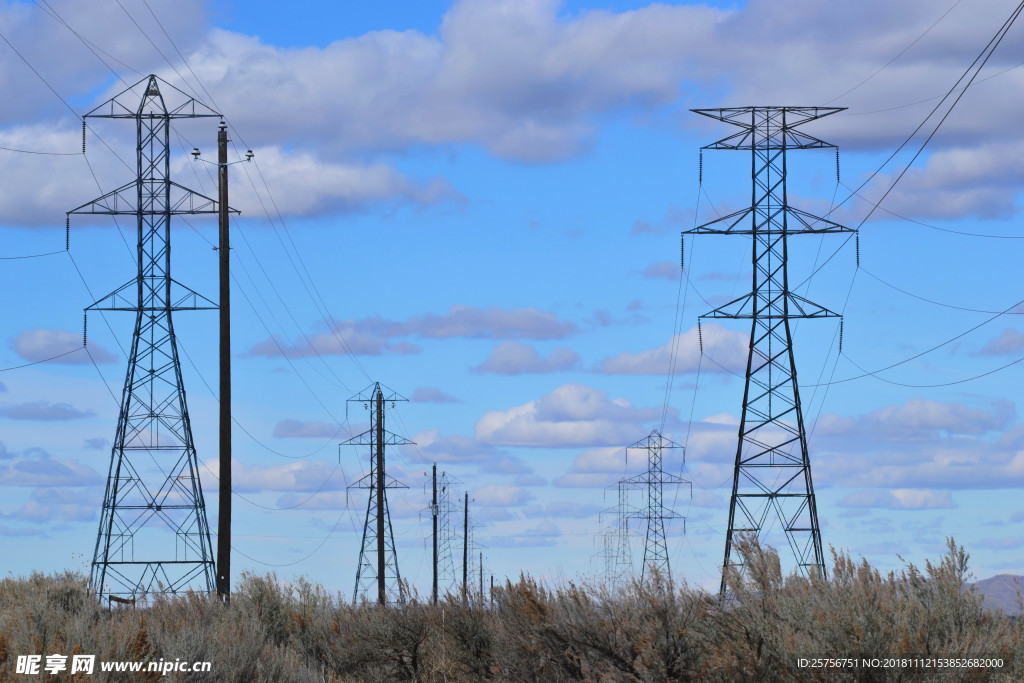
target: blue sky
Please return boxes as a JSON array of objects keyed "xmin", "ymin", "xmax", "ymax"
[{"xmin": 2, "ymin": 0, "xmax": 1024, "ymax": 598}]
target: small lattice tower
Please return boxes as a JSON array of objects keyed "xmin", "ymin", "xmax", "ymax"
[
  {"xmin": 621, "ymin": 430, "xmax": 689, "ymax": 586},
  {"xmin": 343, "ymin": 382, "xmax": 412, "ymax": 605}
]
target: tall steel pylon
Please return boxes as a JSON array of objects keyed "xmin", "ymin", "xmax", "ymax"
[
  {"xmin": 620, "ymin": 430, "xmax": 689, "ymax": 586},
  {"xmin": 343, "ymin": 382, "xmax": 412, "ymax": 605},
  {"xmin": 70, "ymin": 75, "xmax": 230, "ymax": 603},
  {"xmin": 684, "ymin": 107, "xmax": 854, "ymax": 597}
]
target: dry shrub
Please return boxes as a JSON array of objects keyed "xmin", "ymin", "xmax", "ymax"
[{"xmin": 1, "ymin": 538, "xmax": 1020, "ymax": 681}]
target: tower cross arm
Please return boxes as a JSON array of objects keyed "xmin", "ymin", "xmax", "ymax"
[
  {"xmin": 84, "ymin": 75, "xmax": 221, "ymax": 120},
  {"xmin": 68, "ymin": 182, "xmax": 240, "ymax": 217},
  {"xmin": 85, "ymin": 277, "xmax": 217, "ymax": 312},
  {"xmin": 341, "ymin": 430, "xmax": 415, "ymax": 447}
]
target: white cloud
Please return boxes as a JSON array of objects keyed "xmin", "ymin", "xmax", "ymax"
[
  {"xmin": 977, "ymin": 328, "xmax": 1024, "ymax": 357},
  {"xmin": 472, "ymin": 341, "xmax": 580, "ymax": 374},
  {"xmin": 641, "ymin": 260, "xmax": 679, "ymax": 280},
  {"xmin": 0, "ymin": 448, "xmax": 102, "ymax": 486},
  {"xmin": 272, "ymin": 419, "xmax": 344, "ymax": 439},
  {"xmin": 838, "ymin": 489, "xmax": 956, "ymax": 510},
  {"xmin": 413, "ymin": 429, "xmax": 495, "ymax": 464},
  {"xmin": 216, "ymin": 458, "xmax": 348, "ymax": 493},
  {"xmin": 471, "ymin": 484, "xmax": 532, "ymax": 507},
  {"xmin": 597, "ymin": 323, "xmax": 747, "ymax": 375},
  {"xmin": 246, "ymin": 305, "xmax": 577, "ymax": 358},
  {"xmin": 476, "ymin": 383, "xmax": 666, "ymax": 448},
  {"xmin": 230, "ymin": 147, "xmax": 459, "ymax": 216},
  {"xmin": 185, "ymin": 1, "xmax": 722, "ymax": 162},
  {"xmin": 488, "ymin": 521, "xmax": 563, "ymax": 547},
  {"xmin": 11, "ymin": 328, "xmax": 116, "ymax": 364},
  {"xmin": 0, "ymin": 401, "xmax": 94, "ymax": 421},
  {"xmin": 410, "ymin": 387, "xmax": 462, "ymax": 404},
  {"xmin": 817, "ymin": 398, "xmax": 1014, "ymax": 440},
  {"xmin": 9, "ymin": 487, "xmax": 101, "ymax": 522}
]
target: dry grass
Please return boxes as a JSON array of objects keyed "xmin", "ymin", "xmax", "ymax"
[{"xmin": 0, "ymin": 537, "xmax": 1020, "ymax": 681}]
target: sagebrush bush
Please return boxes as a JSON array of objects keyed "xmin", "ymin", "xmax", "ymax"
[{"xmin": 0, "ymin": 537, "xmax": 1020, "ymax": 681}]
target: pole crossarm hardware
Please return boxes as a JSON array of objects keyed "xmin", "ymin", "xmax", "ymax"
[
  {"xmin": 75, "ymin": 75, "xmax": 225, "ymax": 604},
  {"xmin": 342, "ymin": 382, "xmax": 414, "ymax": 606},
  {"xmin": 618, "ymin": 430, "xmax": 690, "ymax": 586},
  {"xmin": 685, "ymin": 106, "xmax": 854, "ymax": 599}
]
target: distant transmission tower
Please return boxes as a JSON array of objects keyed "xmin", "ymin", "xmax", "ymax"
[
  {"xmin": 343, "ymin": 382, "xmax": 412, "ymax": 605},
  {"xmin": 620, "ymin": 430, "xmax": 689, "ymax": 586},
  {"xmin": 599, "ymin": 480, "xmax": 634, "ymax": 587},
  {"xmin": 684, "ymin": 107, "xmax": 854, "ymax": 597},
  {"xmin": 70, "ymin": 76, "xmax": 227, "ymax": 603},
  {"xmin": 435, "ymin": 470, "xmax": 459, "ymax": 599}
]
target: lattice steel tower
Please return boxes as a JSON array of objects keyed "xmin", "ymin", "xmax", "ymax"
[
  {"xmin": 343, "ymin": 383, "xmax": 412, "ymax": 605},
  {"xmin": 70, "ymin": 75, "xmax": 227, "ymax": 602},
  {"xmin": 599, "ymin": 480, "xmax": 634, "ymax": 587},
  {"xmin": 684, "ymin": 107, "xmax": 853, "ymax": 596},
  {"xmin": 435, "ymin": 470, "xmax": 459, "ymax": 598},
  {"xmin": 621, "ymin": 430, "xmax": 689, "ymax": 585}
]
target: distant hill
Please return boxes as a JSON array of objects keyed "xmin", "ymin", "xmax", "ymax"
[{"xmin": 973, "ymin": 575, "xmax": 1024, "ymax": 615}]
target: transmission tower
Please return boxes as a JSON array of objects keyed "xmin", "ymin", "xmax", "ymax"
[
  {"xmin": 70, "ymin": 75, "xmax": 229, "ymax": 603},
  {"xmin": 343, "ymin": 382, "xmax": 412, "ymax": 605},
  {"xmin": 435, "ymin": 469, "xmax": 459, "ymax": 600},
  {"xmin": 620, "ymin": 430, "xmax": 689, "ymax": 586},
  {"xmin": 684, "ymin": 107, "xmax": 854, "ymax": 597},
  {"xmin": 599, "ymin": 480, "xmax": 634, "ymax": 588}
]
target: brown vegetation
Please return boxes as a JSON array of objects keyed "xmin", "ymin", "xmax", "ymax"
[{"xmin": 0, "ymin": 537, "xmax": 1020, "ymax": 681}]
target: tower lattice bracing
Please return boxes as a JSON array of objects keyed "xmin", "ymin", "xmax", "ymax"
[
  {"xmin": 343, "ymin": 382, "xmax": 412, "ymax": 605},
  {"xmin": 684, "ymin": 107, "xmax": 854, "ymax": 596},
  {"xmin": 70, "ymin": 76, "xmax": 228, "ymax": 602},
  {"xmin": 620, "ymin": 430, "xmax": 689, "ymax": 585}
]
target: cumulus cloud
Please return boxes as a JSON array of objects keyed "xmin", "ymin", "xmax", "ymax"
[
  {"xmin": 217, "ymin": 458, "xmax": 348, "ymax": 493},
  {"xmin": 9, "ymin": 487, "xmax": 101, "ymax": 522},
  {"xmin": 977, "ymin": 329, "xmax": 1024, "ymax": 357},
  {"xmin": 471, "ymin": 484, "xmax": 533, "ymax": 507},
  {"xmin": 816, "ymin": 398, "xmax": 1014, "ymax": 441},
  {"xmin": 523, "ymin": 501, "xmax": 603, "ymax": 519},
  {"xmin": 11, "ymin": 328, "xmax": 116, "ymax": 365},
  {"xmin": 476, "ymin": 383, "xmax": 667, "ymax": 448},
  {"xmin": 410, "ymin": 387, "xmax": 462, "ymax": 403},
  {"xmin": 838, "ymin": 489, "xmax": 956, "ymax": 510},
  {"xmin": 488, "ymin": 521, "xmax": 563, "ymax": 548},
  {"xmin": 229, "ymin": 147, "xmax": 460, "ymax": 216},
  {"xmin": 641, "ymin": 260, "xmax": 679, "ymax": 280},
  {"xmin": 246, "ymin": 305, "xmax": 576, "ymax": 358},
  {"xmin": 597, "ymin": 323, "xmax": 747, "ymax": 375},
  {"xmin": 185, "ymin": 1, "xmax": 721, "ymax": 162},
  {"xmin": 406, "ymin": 305, "xmax": 576, "ymax": 340},
  {"xmin": 472, "ymin": 341, "xmax": 580, "ymax": 374},
  {"xmin": 0, "ymin": 401, "xmax": 94, "ymax": 421},
  {"xmin": 413, "ymin": 429, "xmax": 497, "ymax": 464},
  {"xmin": 272, "ymin": 419, "xmax": 344, "ymax": 439},
  {"xmin": 554, "ymin": 441, "xmax": 687, "ymax": 488},
  {"xmin": 0, "ymin": 448, "xmax": 103, "ymax": 486},
  {"xmin": 810, "ymin": 399, "xmax": 1024, "ymax": 490},
  {"xmin": 6, "ymin": 0, "xmax": 1024, "ymax": 225}
]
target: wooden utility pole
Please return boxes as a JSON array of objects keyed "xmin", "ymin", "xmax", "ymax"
[
  {"xmin": 432, "ymin": 464, "xmax": 438, "ymax": 605},
  {"xmin": 216, "ymin": 121, "xmax": 231, "ymax": 604},
  {"xmin": 463, "ymin": 492, "xmax": 469, "ymax": 604},
  {"xmin": 376, "ymin": 391, "xmax": 386, "ymax": 605}
]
